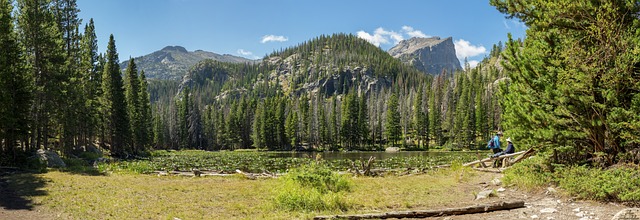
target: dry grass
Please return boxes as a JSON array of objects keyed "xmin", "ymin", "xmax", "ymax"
[{"xmin": 15, "ymin": 168, "xmax": 491, "ymax": 219}]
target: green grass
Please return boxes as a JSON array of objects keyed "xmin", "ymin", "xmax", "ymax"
[{"xmin": 7, "ymin": 167, "xmax": 491, "ymax": 220}]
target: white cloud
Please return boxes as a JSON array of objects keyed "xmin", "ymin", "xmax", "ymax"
[
  {"xmin": 468, "ymin": 60, "xmax": 480, "ymax": 68},
  {"xmin": 236, "ymin": 49, "xmax": 259, "ymax": 59},
  {"xmin": 356, "ymin": 27, "xmax": 404, "ymax": 47},
  {"xmin": 237, "ymin": 49, "xmax": 253, "ymax": 56},
  {"xmin": 454, "ymin": 39, "xmax": 487, "ymax": 60},
  {"xmin": 402, "ymin": 26, "xmax": 429, "ymax": 38},
  {"xmin": 356, "ymin": 27, "xmax": 409, "ymax": 46},
  {"xmin": 261, "ymin": 35, "xmax": 288, "ymax": 43}
]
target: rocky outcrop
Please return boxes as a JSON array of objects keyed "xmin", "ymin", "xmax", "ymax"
[
  {"xmin": 120, "ymin": 46, "xmax": 256, "ymax": 80},
  {"xmin": 388, "ymin": 37, "xmax": 462, "ymax": 75}
]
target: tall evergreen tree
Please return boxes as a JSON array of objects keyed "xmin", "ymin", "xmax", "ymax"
[
  {"xmin": 385, "ymin": 94, "xmax": 401, "ymax": 147},
  {"xmin": 0, "ymin": 0, "xmax": 32, "ymax": 163},
  {"xmin": 79, "ymin": 18, "xmax": 99, "ymax": 147},
  {"xmin": 100, "ymin": 34, "xmax": 131, "ymax": 156},
  {"xmin": 358, "ymin": 94, "xmax": 370, "ymax": 148},
  {"xmin": 286, "ymin": 110, "xmax": 299, "ymax": 148},
  {"xmin": 124, "ymin": 58, "xmax": 142, "ymax": 152},
  {"xmin": 412, "ymin": 89, "xmax": 427, "ymax": 149},
  {"xmin": 138, "ymin": 70, "xmax": 153, "ymax": 149},
  {"xmin": 177, "ymin": 86, "xmax": 190, "ymax": 149},
  {"xmin": 17, "ymin": 0, "xmax": 66, "ymax": 151}
]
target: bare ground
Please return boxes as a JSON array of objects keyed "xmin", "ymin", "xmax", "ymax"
[{"xmin": 426, "ymin": 171, "xmax": 627, "ymax": 220}]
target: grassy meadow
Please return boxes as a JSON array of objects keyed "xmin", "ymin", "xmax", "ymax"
[{"xmin": 6, "ymin": 163, "xmax": 484, "ymax": 219}]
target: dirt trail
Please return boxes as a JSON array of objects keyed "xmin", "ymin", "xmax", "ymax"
[{"xmin": 430, "ymin": 172, "xmax": 627, "ymax": 220}]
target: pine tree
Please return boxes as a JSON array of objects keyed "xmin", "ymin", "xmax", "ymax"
[
  {"xmin": 492, "ymin": 0, "xmax": 640, "ymax": 165},
  {"xmin": 177, "ymin": 87, "xmax": 190, "ymax": 149},
  {"xmin": 124, "ymin": 58, "xmax": 142, "ymax": 152},
  {"xmin": 286, "ymin": 110, "xmax": 299, "ymax": 148},
  {"xmin": 430, "ymin": 76, "xmax": 444, "ymax": 147},
  {"xmin": 340, "ymin": 92, "xmax": 359, "ymax": 150},
  {"xmin": 17, "ymin": 0, "xmax": 66, "ymax": 151},
  {"xmin": 79, "ymin": 18, "xmax": 100, "ymax": 147},
  {"xmin": 100, "ymin": 34, "xmax": 131, "ymax": 156},
  {"xmin": 138, "ymin": 70, "xmax": 153, "ymax": 149},
  {"xmin": 54, "ymin": 0, "xmax": 82, "ymax": 153},
  {"xmin": 385, "ymin": 94, "xmax": 401, "ymax": 147},
  {"xmin": 413, "ymin": 89, "xmax": 427, "ymax": 149},
  {"xmin": 358, "ymin": 94, "xmax": 370, "ymax": 149},
  {"xmin": 0, "ymin": 0, "xmax": 32, "ymax": 163}
]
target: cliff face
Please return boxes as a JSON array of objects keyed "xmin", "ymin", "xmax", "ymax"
[{"xmin": 388, "ymin": 37, "xmax": 462, "ymax": 75}]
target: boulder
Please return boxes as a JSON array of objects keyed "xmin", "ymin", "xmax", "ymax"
[
  {"xmin": 85, "ymin": 144, "xmax": 103, "ymax": 155},
  {"xmin": 475, "ymin": 189, "xmax": 495, "ymax": 200},
  {"xmin": 36, "ymin": 149, "xmax": 66, "ymax": 168}
]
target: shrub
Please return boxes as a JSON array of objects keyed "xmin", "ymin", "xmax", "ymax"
[
  {"xmin": 502, "ymin": 155, "xmax": 553, "ymax": 189},
  {"xmin": 273, "ymin": 163, "xmax": 353, "ymax": 211},
  {"xmin": 557, "ymin": 165, "xmax": 640, "ymax": 202}
]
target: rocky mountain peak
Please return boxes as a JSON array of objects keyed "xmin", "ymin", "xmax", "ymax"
[
  {"xmin": 161, "ymin": 46, "xmax": 188, "ymax": 53},
  {"xmin": 388, "ymin": 36, "xmax": 461, "ymax": 75}
]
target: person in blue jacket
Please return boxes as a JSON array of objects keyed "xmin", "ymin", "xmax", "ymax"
[{"xmin": 487, "ymin": 131, "xmax": 503, "ymax": 154}]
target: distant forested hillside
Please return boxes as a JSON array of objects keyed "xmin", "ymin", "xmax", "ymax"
[{"xmin": 149, "ymin": 33, "xmax": 508, "ymax": 151}]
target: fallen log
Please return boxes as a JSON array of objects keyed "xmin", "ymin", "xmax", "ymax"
[
  {"xmin": 313, "ymin": 201, "xmax": 525, "ymax": 219},
  {"xmin": 463, "ymin": 151, "xmax": 526, "ymax": 167},
  {"xmin": 472, "ymin": 167, "xmax": 505, "ymax": 173},
  {"xmin": 508, "ymin": 148, "xmax": 536, "ymax": 166}
]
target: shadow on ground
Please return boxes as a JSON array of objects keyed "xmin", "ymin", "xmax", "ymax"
[{"xmin": 0, "ymin": 169, "xmax": 47, "ymax": 210}]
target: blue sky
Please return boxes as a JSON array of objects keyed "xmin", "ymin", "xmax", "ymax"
[{"xmin": 77, "ymin": 0, "xmax": 526, "ymax": 67}]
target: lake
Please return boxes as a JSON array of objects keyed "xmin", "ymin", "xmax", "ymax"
[{"xmin": 269, "ymin": 151, "xmax": 484, "ymax": 161}]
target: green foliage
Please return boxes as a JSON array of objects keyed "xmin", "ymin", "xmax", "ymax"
[
  {"xmin": 506, "ymin": 157, "xmax": 640, "ymax": 202},
  {"xmin": 274, "ymin": 163, "xmax": 352, "ymax": 211},
  {"xmin": 492, "ymin": 0, "xmax": 640, "ymax": 165},
  {"xmin": 0, "ymin": 0, "xmax": 32, "ymax": 164},
  {"xmin": 101, "ymin": 34, "xmax": 132, "ymax": 157},
  {"xmin": 502, "ymin": 155, "xmax": 553, "ymax": 190},
  {"xmin": 558, "ymin": 166, "xmax": 640, "ymax": 202},
  {"xmin": 385, "ymin": 94, "xmax": 401, "ymax": 147}
]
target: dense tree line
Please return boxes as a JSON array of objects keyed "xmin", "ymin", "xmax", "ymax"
[
  {"xmin": 0, "ymin": 0, "xmax": 153, "ymax": 165},
  {"xmin": 149, "ymin": 34, "xmax": 507, "ymax": 152},
  {"xmin": 492, "ymin": 0, "xmax": 640, "ymax": 166}
]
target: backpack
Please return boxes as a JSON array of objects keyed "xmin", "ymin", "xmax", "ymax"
[{"xmin": 489, "ymin": 138, "xmax": 496, "ymax": 149}]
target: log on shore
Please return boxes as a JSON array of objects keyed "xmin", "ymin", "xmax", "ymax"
[
  {"xmin": 463, "ymin": 151, "xmax": 527, "ymax": 167},
  {"xmin": 472, "ymin": 167, "xmax": 505, "ymax": 173},
  {"xmin": 313, "ymin": 201, "xmax": 525, "ymax": 219}
]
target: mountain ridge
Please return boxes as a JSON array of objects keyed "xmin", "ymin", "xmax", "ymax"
[{"xmin": 119, "ymin": 46, "xmax": 255, "ymax": 80}]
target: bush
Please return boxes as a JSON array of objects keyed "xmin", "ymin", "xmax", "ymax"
[
  {"xmin": 557, "ymin": 165, "xmax": 640, "ymax": 202},
  {"xmin": 502, "ymin": 155, "xmax": 553, "ymax": 189},
  {"xmin": 273, "ymin": 163, "xmax": 353, "ymax": 211}
]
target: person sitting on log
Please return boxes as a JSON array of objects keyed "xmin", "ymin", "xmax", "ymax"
[{"xmin": 492, "ymin": 137, "xmax": 515, "ymax": 158}]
